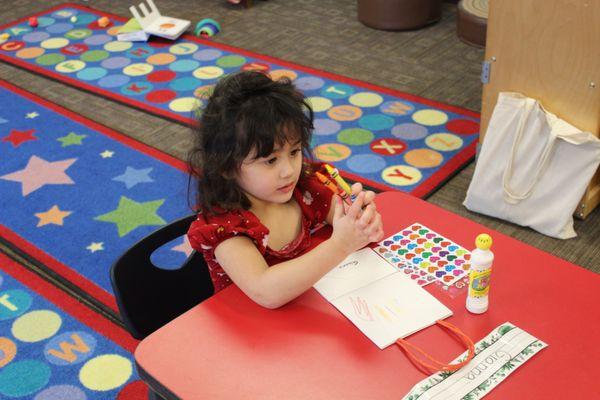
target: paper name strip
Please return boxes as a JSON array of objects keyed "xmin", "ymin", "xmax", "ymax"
[
  {"xmin": 402, "ymin": 322, "xmax": 547, "ymax": 400},
  {"xmin": 314, "ymin": 248, "xmax": 452, "ymax": 349}
]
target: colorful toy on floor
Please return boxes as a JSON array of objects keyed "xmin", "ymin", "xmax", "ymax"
[
  {"xmin": 194, "ymin": 18, "xmax": 221, "ymax": 37},
  {"xmin": 0, "ymin": 33, "xmax": 9, "ymax": 41},
  {"xmin": 97, "ymin": 16, "xmax": 110, "ymax": 28},
  {"xmin": 70, "ymin": 15, "xmax": 78, "ymax": 23},
  {"xmin": 28, "ymin": 17, "xmax": 38, "ymax": 27}
]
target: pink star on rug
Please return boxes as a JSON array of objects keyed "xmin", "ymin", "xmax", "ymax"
[
  {"xmin": 1, "ymin": 129, "xmax": 37, "ymax": 147},
  {"xmin": 0, "ymin": 155, "xmax": 77, "ymax": 196},
  {"xmin": 171, "ymin": 235, "xmax": 193, "ymax": 257}
]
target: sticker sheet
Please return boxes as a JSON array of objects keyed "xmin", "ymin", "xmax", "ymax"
[{"xmin": 375, "ymin": 223, "xmax": 471, "ymax": 286}]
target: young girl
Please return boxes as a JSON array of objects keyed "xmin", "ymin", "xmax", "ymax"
[{"xmin": 187, "ymin": 71, "xmax": 384, "ymax": 308}]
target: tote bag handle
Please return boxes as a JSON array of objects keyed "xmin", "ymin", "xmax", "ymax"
[{"xmin": 502, "ymin": 98, "xmax": 557, "ymax": 202}]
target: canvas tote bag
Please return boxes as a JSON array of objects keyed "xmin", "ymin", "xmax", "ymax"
[{"xmin": 464, "ymin": 92, "xmax": 600, "ymax": 239}]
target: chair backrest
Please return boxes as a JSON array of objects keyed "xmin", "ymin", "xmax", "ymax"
[{"xmin": 110, "ymin": 215, "xmax": 214, "ymax": 340}]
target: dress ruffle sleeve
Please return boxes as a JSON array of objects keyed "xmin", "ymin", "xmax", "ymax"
[{"xmin": 187, "ymin": 209, "xmax": 270, "ymax": 256}]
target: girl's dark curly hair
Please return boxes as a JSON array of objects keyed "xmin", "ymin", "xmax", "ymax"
[{"xmin": 188, "ymin": 71, "xmax": 314, "ymax": 214}]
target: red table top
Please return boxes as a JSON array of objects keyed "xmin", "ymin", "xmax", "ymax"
[{"xmin": 135, "ymin": 191, "xmax": 600, "ymax": 399}]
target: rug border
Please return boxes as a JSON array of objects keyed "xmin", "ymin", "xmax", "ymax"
[{"xmin": 0, "ymin": 2, "xmax": 479, "ymax": 197}]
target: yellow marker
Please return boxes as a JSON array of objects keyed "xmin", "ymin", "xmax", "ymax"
[{"xmin": 324, "ymin": 164, "xmax": 352, "ymax": 196}]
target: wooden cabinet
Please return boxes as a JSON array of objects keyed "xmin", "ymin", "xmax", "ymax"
[{"xmin": 480, "ymin": 0, "xmax": 600, "ymax": 218}]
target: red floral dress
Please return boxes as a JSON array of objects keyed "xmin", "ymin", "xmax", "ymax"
[{"xmin": 187, "ymin": 170, "xmax": 334, "ymax": 293}]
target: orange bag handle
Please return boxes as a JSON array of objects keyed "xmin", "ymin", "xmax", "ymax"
[{"xmin": 395, "ymin": 319, "xmax": 475, "ymax": 373}]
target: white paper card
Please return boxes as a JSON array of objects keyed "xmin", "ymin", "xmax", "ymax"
[
  {"xmin": 329, "ymin": 273, "xmax": 452, "ymax": 349},
  {"xmin": 402, "ymin": 322, "xmax": 547, "ymax": 400},
  {"xmin": 314, "ymin": 248, "xmax": 397, "ymax": 301}
]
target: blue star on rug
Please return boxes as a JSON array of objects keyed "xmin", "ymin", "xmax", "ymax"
[{"xmin": 112, "ymin": 166, "xmax": 154, "ymax": 189}]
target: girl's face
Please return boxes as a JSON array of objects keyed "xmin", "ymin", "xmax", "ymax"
[{"xmin": 236, "ymin": 139, "xmax": 303, "ymax": 207}]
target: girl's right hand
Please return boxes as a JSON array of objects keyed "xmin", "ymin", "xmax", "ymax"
[{"xmin": 329, "ymin": 192, "xmax": 379, "ymax": 255}]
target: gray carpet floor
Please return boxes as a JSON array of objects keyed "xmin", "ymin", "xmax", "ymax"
[{"xmin": 1, "ymin": 0, "xmax": 598, "ymax": 274}]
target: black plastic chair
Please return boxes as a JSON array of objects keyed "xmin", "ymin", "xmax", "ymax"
[{"xmin": 110, "ymin": 214, "xmax": 214, "ymax": 341}]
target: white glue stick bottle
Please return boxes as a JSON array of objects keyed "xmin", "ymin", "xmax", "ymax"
[{"xmin": 466, "ymin": 233, "xmax": 494, "ymax": 314}]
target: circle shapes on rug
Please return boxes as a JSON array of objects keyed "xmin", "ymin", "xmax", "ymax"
[
  {"xmin": 79, "ymin": 354, "xmax": 133, "ymax": 391},
  {"xmin": 101, "ymin": 56, "xmax": 131, "ymax": 69},
  {"xmin": 121, "ymin": 82, "xmax": 153, "ymax": 96},
  {"xmin": 446, "ymin": 118, "xmax": 480, "ymax": 135},
  {"xmin": 295, "ymin": 77, "xmax": 325, "ymax": 91},
  {"xmin": 370, "ymin": 138, "xmax": 407, "ymax": 156},
  {"xmin": 52, "ymin": 10, "xmax": 76, "ymax": 19},
  {"xmin": 98, "ymin": 74, "xmax": 130, "ymax": 88},
  {"xmin": 22, "ymin": 31, "xmax": 50, "ymax": 43},
  {"xmin": 170, "ymin": 77, "xmax": 202, "ymax": 92},
  {"xmin": 0, "ymin": 338, "xmax": 16, "ymax": 368},
  {"xmin": 392, "ymin": 123, "xmax": 429, "ymax": 141},
  {"xmin": 77, "ymin": 67, "xmax": 108, "ymax": 81},
  {"xmin": 346, "ymin": 154, "xmax": 386, "ymax": 174},
  {"xmin": 327, "ymin": 105, "xmax": 362, "ymax": 121},
  {"xmin": 358, "ymin": 114, "xmax": 395, "ymax": 131},
  {"xmin": 17, "ymin": 47, "xmax": 45, "ymax": 59},
  {"xmin": 269, "ymin": 69, "xmax": 297, "ymax": 81},
  {"xmin": 314, "ymin": 143, "xmax": 351, "ymax": 162},
  {"xmin": 146, "ymin": 53, "xmax": 176, "ymax": 65},
  {"xmin": 60, "ymin": 43, "xmax": 88, "ymax": 56},
  {"xmin": 169, "ymin": 59, "xmax": 200, "ymax": 72},
  {"xmin": 193, "ymin": 66, "xmax": 224, "ymax": 80},
  {"xmin": 349, "ymin": 92, "xmax": 383, "ymax": 108},
  {"xmin": 306, "ymin": 96, "xmax": 333, "ymax": 112},
  {"xmin": 169, "ymin": 42, "xmax": 198, "ymax": 55},
  {"xmin": 146, "ymin": 89, "xmax": 178, "ymax": 104},
  {"xmin": 55, "ymin": 59, "xmax": 86, "ymax": 73},
  {"xmin": 80, "ymin": 49, "xmax": 109, "ymax": 62},
  {"xmin": 382, "ymin": 165, "xmax": 422, "ymax": 186},
  {"xmin": 193, "ymin": 84, "xmax": 215, "ymax": 99},
  {"xmin": 117, "ymin": 380, "xmax": 149, "ymax": 400},
  {"xmin": 425, "ymin": 133, "xmax": 464, "ymax": 151},
  {"xmin": 127, "ymin": 46, "xmax": 154, "ymax": 59},
  {"xmin": 72, "ymin": 14, "xmax": 97, "ymax": 26},
  {"xmin": 123, "ymin": 63, "xmax": 153, "ymax": 76},
  {"xmin": 12, "ymin": 309, "xmax": 62, "ymax": 342},
  {"xmin": 412, "ymin": 109, "xmax": 448, "ymax": 126},
  {"xmin": 380, "ymin": 100, "xmax": 414, "ymax": 116},
  {"xmin": 0, "ymin": 359, "xmax": 51, "ymax": 398},
  {"xmin": 0, "ymin": 290, "xmax": 32, "ymax": 320},
  {"xmin": 34, "ymin": 384, "xmax": 87, "ymax": 400},
  {"xmin": 216, "ymin": 55, "xmax": 246, "ymax": 68},
  {"xmin": 404, "ymin": 148, "xmax": 444, "ymax": 168},
  {"xmin": 46, "ymin": 23, "xmax": 73, "ymax": 34},
  {"xmin": 41, "ymin": 37, "xmax": 69, "ymax": 49},
  {"xmin": 104, "ymin": 41, "xmax": 133, "ymax": 52},
  {"xmin": 321, "ymin": 84, "xmax": 354, "ymax": 100},
  {"xmin": 146, "ymin": 70, "xmax": 176, "ymax": 83},
  {"xmin": 313, "ymin": 118, "xmax": 341, "ymax": 136},
  {"xmin": 65, "ymin": 29, "xmax": 92, "ymax": 40},
  {"xmin": 84, "ymin": 34, "xmax": 112, "ymax": 46},
  {"xmin": 0, "ymin": 41, "xmax": 25, "ymax": 52},
  {"xmin": 36, "ymin": 53, "xmax": 65, "ymax": 66},
  {"xmin": 37, "ymin": 17, "xmax": 56, "ymax": 28},
  {"xmin": 338, "ymin": 128, "xmax": 373, "ymax": 146},
  {"xmin": 241, "ymin": 62, "xmax": 270, "ymax": 73},
  {"xmin": 44, "ymin": 331, "xmax": 97, "ymax": 365},
  {"xmin": 169, "ymin": 97, "xmax": 201, "ymax": 113},
  {"xmin": 192, "ymin": 49, "xmax": 222, "ymax": 61}
]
